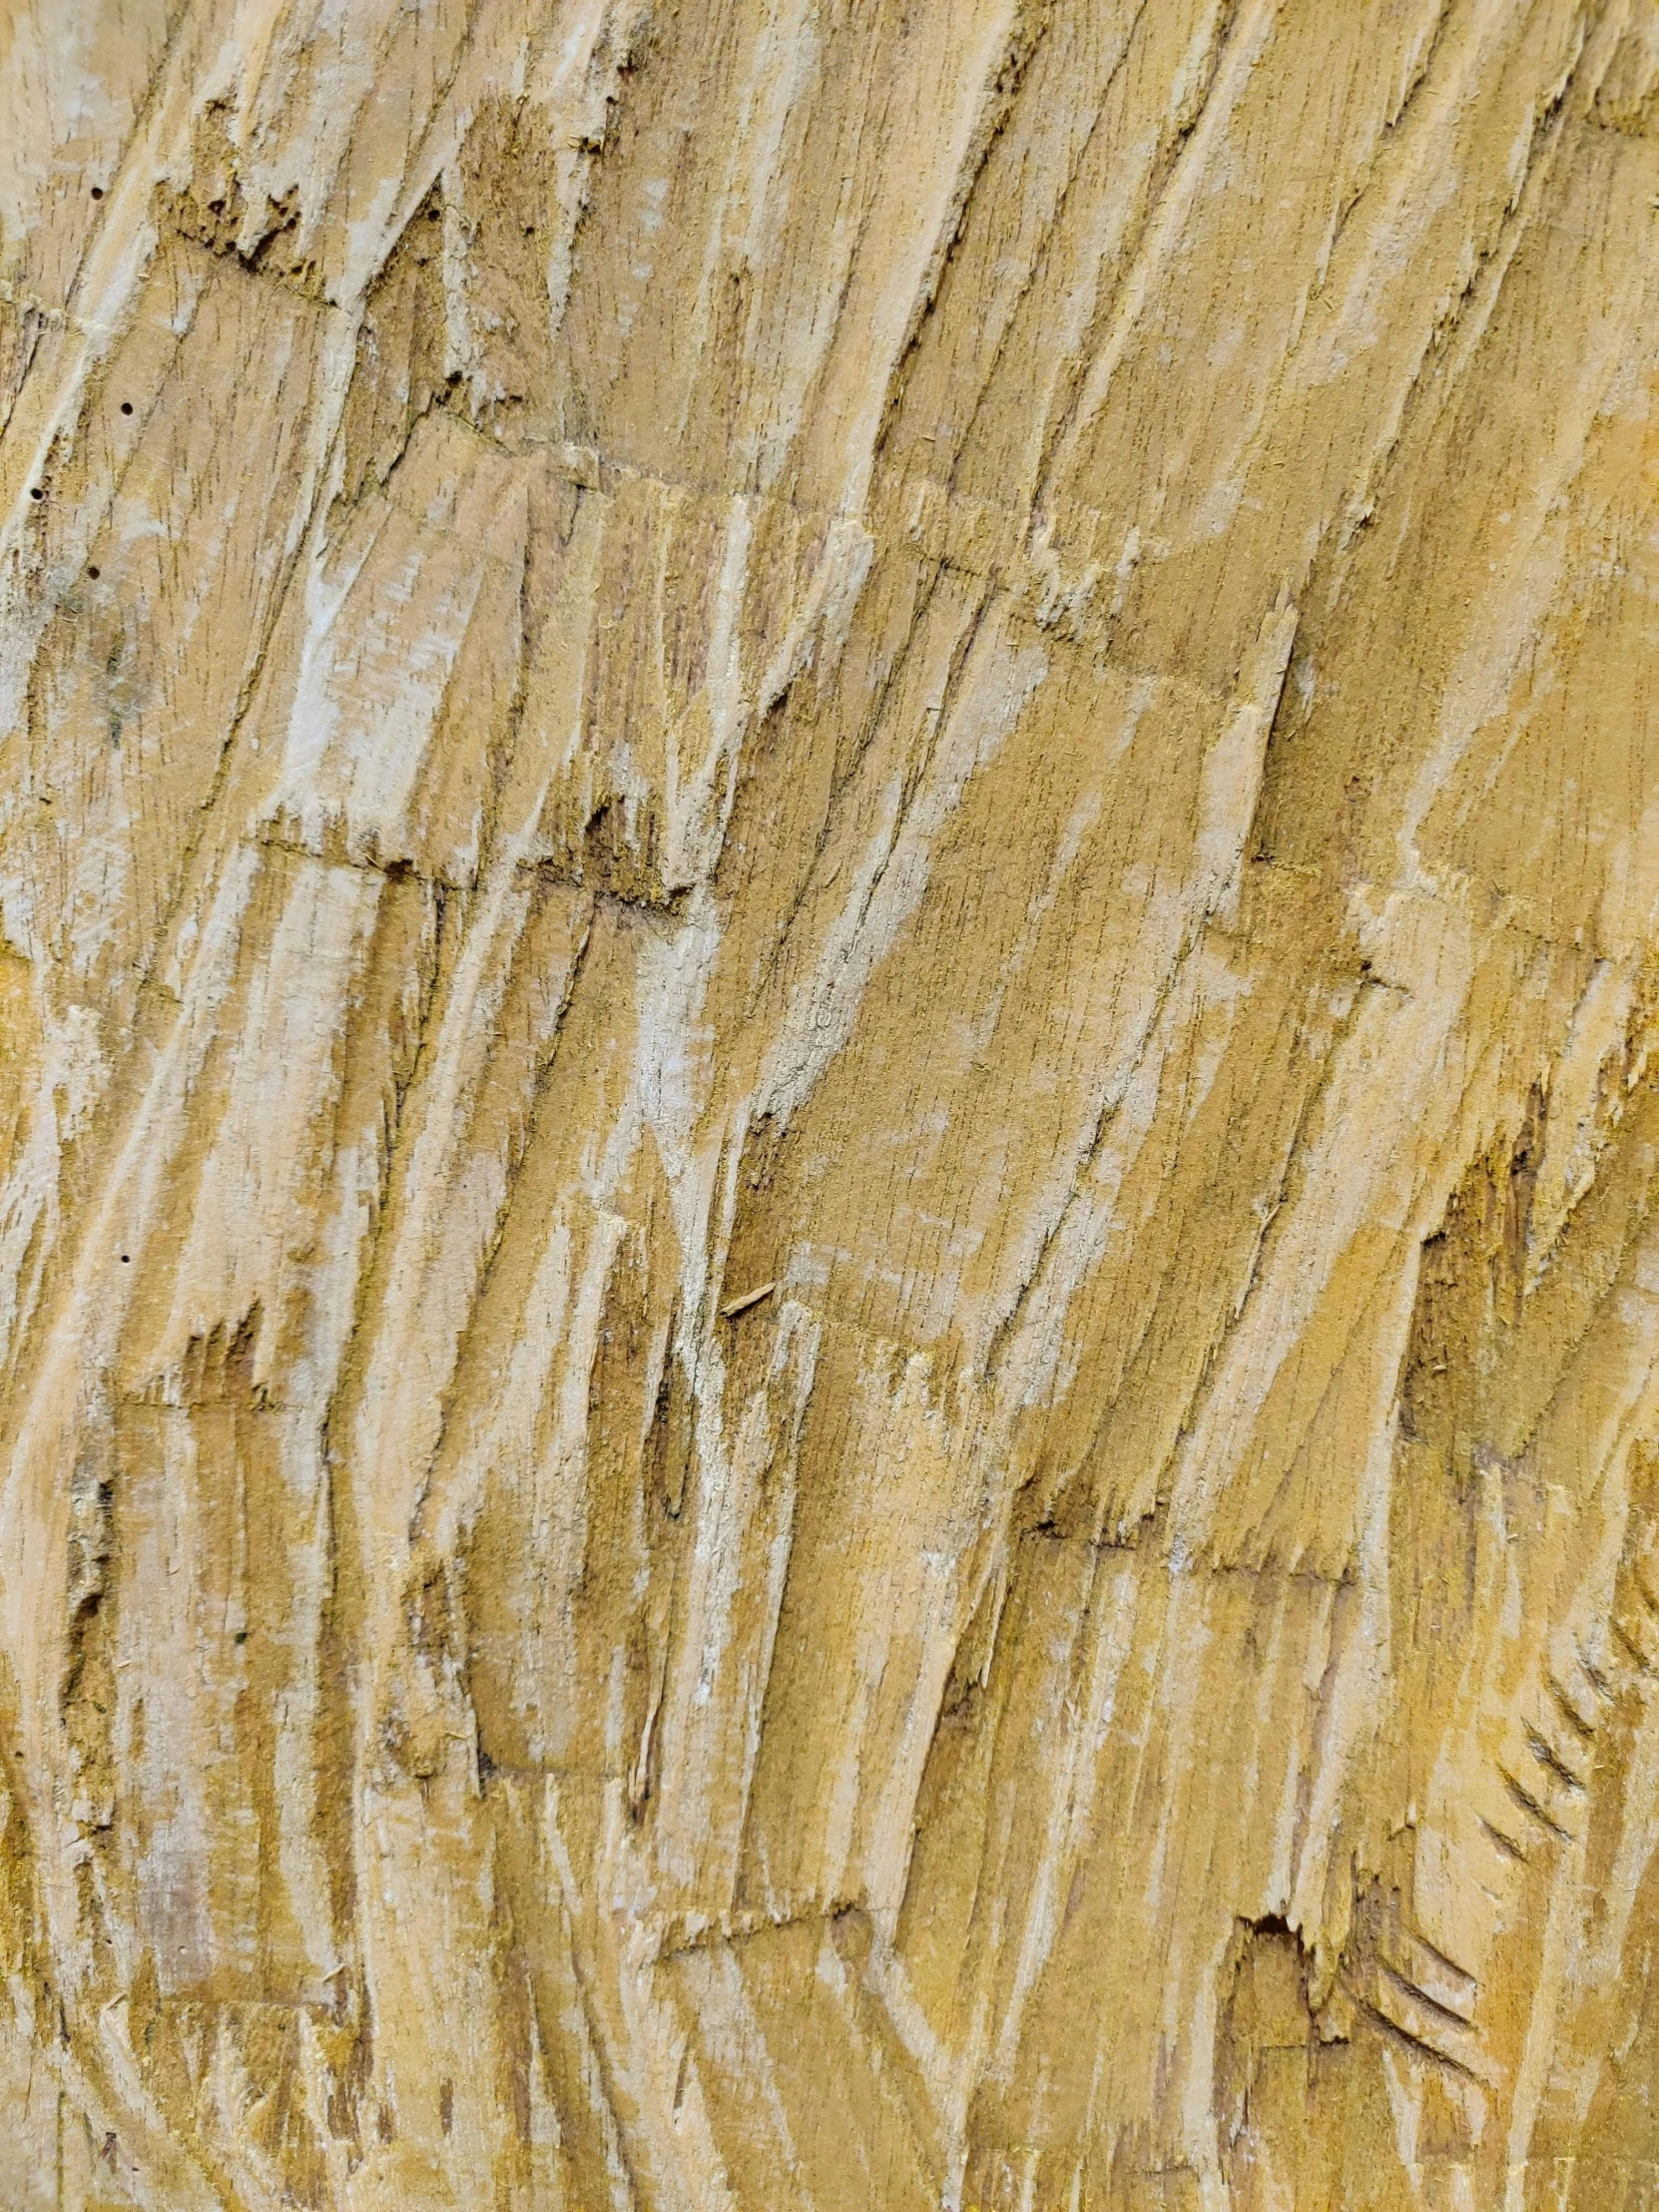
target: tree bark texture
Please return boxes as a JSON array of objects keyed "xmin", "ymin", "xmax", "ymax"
[{"xmin": 3, "ymin": 1, "xmax": 1659, "ymax": 2206}]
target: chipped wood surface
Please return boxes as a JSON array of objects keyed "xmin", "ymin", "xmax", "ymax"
[{"xmin": 3, "ymin": 1, "xmax": 1659, "ymax": 2206}]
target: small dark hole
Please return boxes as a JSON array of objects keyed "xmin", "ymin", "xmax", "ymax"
[
  {"xmin": 29, "ymin": 488, "xmax": 42, "ymax": 501},
  {"xmin": 87, "ymin": 565, "xmax": 100, "ymax": 579},
  {"xmin": 235, "ymin": 1631, "xmax": 249, "ymax": 1645},
  {"xmin": 120, "ymin": 401, "xmax": 133, "ymax": 416},
  {"xmin": 120, "ymin": 1254, "xmax": 130, "ymax": 1263},
  {"xmin": 90, "ymin": 187, "xmax": 104, "ymax": 201}
]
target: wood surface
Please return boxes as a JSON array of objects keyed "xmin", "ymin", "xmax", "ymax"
[{"xmin": 2, "ymin": 2, "xmax": 1659, "ymax": 2204}]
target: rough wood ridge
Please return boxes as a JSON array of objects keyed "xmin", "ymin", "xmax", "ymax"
[{"xmin": 2, "ymin": 1, "xmax": 1659, "ymax": 2206}]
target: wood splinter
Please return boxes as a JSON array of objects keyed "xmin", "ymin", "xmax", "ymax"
[{"xmin": 720, "ymin": 1281, "xmax": 777, "ymax": 1321}]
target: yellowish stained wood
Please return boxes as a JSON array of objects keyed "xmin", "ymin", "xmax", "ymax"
[{"xmin": 2, "ymin": 2, "xmax": 1659, "ymax": 2205}]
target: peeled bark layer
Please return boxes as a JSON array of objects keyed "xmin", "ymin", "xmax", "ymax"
[{"xmin": 3, "ymin": 2, "xmax": 1659, "ymax": 2206}]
